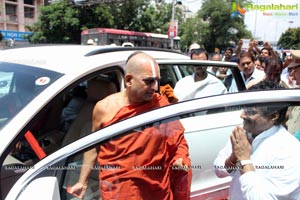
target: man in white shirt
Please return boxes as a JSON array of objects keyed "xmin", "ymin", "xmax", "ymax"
[
  {"xmin": 229, "ymin": 51, "xmax": 265, "ymax": 92},
  {"xmin": 214, "ymin": 80, "xmax": 300, "ymax": 200},
  {"xmin": 174, "ymin": 48, "xmax": 227, "ymax": 101}
]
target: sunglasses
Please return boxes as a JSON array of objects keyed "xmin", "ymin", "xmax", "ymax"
[{"xmin": 141, "ymin": 77, "xmax": 160, "ymax": 85}]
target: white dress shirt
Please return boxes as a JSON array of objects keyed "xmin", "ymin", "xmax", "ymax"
[
  {"xmin": 214, "ymin": 125, "xmax": 300, "ymax": 200},
  {"xmin": 229, "ymin": 69, "xmax": 265, "ymax": 92},
  {"xmin": 174, "ymin": 73, "xmax": 227, "ymax": 101}
]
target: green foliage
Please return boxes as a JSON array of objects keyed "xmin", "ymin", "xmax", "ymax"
[
  {"xmin": 277, "ymin": 28, "xmax": 300, "ymax": 49},
  {"xmin": 27, "ymin": 0, "xmax": 253, "ymax": 52},
  {"xmin": 28, "ymin": 0, "xmax": 80, "ymax": 43},
  {"xmin": 180, "ymin": 17, "xmax": 208, "ymax": 52},
  {"xmin": 182, "ymin": 0, "xmax": 252, "ymax": 53},
  {"xmin": 131, "ymin": 2, "xmax": 182, "ymax": 34},
  {"xmin": 111, "ymin": 0, "xmax": 146, "ymax": 30},
  {"xmin": 77, "ymin": 4, "xmax": 114, "ymax": 31},
  {"xmin": 28, "ymin": 0, "xmax": 179, "ymax": 44}
]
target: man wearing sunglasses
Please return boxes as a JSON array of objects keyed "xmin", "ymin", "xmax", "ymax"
[{"xmin": 69, "ymin": 52, "xmax": 191, "ymax": 200}]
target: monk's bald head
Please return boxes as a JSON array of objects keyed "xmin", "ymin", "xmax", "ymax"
[
  {"xmin": 125, "ymin": 52, "xmax": 159, "ymax": 76},
  {"xmin": 124, "ymin": 52, "xmax": 160, "ymax": 102}
]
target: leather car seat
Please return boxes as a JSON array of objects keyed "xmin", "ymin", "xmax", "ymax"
[{"xmin": 61, "ymin": 78, "xmax": 117, "ymax": 146}]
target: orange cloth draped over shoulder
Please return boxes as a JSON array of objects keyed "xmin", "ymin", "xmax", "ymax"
[
  {"xmin": 98, "ymin": 93, "xmax": 191, "ymax": 200},
  {"xmin": 160, "ymin": 83, "xmax": 178, "ymax": 103}
]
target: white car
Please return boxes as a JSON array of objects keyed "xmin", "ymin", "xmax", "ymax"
[{"xmin": 0, "ymin": 45, "xmax": 259, "ymax": 200}]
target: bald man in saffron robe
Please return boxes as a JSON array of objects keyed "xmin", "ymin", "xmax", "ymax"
[{"xmin": 69, "ymin": 52, "xmax": 192, "ymax": 200}]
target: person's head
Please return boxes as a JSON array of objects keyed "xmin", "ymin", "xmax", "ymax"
[
  {"xmin": 287, "ymin": 50, "xmax": 300, "ymax": 85},
  {"xmin": 229, "ymin": 55, "xmax": 239, "ymax": 63},
  {"xmin": 190, "ymin": 48, "xmax": 209, "ymax": 80},
  {"xmin": 282, "ymin": 52, "xmax": 287, "ymax": 59},
  {"xmin": 190, "ymin": 48, "xmax": 208, "ymax": 60},
  {"xmin": 219, "ymin": 67, "xmax": 228, "ymax": 75},
  {"xmin": 125, "ymin": 51, "xmax": 160, "ymax": 103},
  {"xmin": 211, "ymin": 53, "xmax": 222, "ymax": 61},
  {"xmin": 288, "ymin": 60, "xmax": 300, "ymax": 86},
  {"xmin": 264, "ymin": 57, "xmax": 283, "ymax": 84},
  {"xmin": 224, "ymin": 47, "xmax": 233, "ymax": 61},
  {"xmin": 210, "ymin": 53, "xmax": 222, "ymax": 73},
  {"xmin": 238, "ymin": 51, "xmax": 255, "ymax": 79},
  {"xmin": 254, "ymin": 56, "xmax": 265, "ymax": 71},
  {"xmin": 241, "ymin": 80, "xmax": 288, "ymax": 137},
  {"xmin": 189, "ymin": 43, "xmax": 201, "ymax": 53},
  {"xmin": 260, "ymin": 48, "xmax": 271, "ymax": 57}
]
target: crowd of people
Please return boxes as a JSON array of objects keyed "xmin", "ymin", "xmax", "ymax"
[
  {"xmin": 67, "ymin": 41, "xmax": 300, "ymax": 200},
  {"xmin": 189, "ymin": 40, "xmax": 299, "ymax": 87},
  {"xmin": 186, "ymin": 40, "xmax": 300, "ymax": 139}
]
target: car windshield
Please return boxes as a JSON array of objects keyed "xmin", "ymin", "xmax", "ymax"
[{"xmin": 0, "ymin": 62, "xmax": 63, "ymax": 129}]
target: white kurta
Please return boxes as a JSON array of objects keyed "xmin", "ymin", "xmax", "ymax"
[
  {"xmin": 174, "ymin": 73, "xmax": 227, "ymax": 101},
  {"xmin": 214, "ymin": 125, "xmax": 300, "ymax": 200}
]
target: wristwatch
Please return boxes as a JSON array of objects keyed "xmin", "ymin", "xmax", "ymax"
[{"xmin": 236, "ymin": 160, "xmax": 253, "ymax": 170}]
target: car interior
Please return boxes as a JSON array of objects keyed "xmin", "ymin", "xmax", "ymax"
[{"xmin": 0, "ymin": 69, "xmax": 120, "ymax": 199}]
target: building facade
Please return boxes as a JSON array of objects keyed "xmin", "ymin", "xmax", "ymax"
[{"xmin": 0, "ymin": 0, "xmax": 43, "ymax": 45}]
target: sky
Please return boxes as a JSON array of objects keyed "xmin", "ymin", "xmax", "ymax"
[{"xmin": 167, "ymin": 0, "xmax": 300, "ymax": 44}]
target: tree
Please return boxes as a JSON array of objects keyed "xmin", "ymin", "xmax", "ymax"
[
  {"xmin": 27, "ymin": 0, "xmax": 155, "ymax": 44},
  {"xmin": 110, "ymin": 0, "xmax": 146, "ymax": 30},
  {"xmin": 180, "ymin": 17, "xmax": 208, "ymax": 52},
  {"xmin": 131, "ymin": 1, "xmax": 183, "ymax": 35},
  {"xmin": 27, "ymin": 0, "xmax": 178, "ymax": 44},
  {"xmin": 28, "ymin": 0, "xmax": 80, "ymax": 44},
  {"xmin": 189, "ymin": 0, "xmax": 252, "ymax": 53},
  {"xmin": 77, "ymin": 3, "xmax": 114, "ymax": 31},
  {"xmin": 277, "ymin": 27, "xmax": 300, "ymax": 49}
]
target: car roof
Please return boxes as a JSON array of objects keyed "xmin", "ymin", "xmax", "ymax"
[{"xmin": 0, "ymin": 45, "xmax": 189, "ymax": 75}]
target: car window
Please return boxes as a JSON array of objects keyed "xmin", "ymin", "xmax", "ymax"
[
  {"xmin": 177, "ymin": 64, "xmax": 239, "ymax": 93},
  {"xmin": 159, "ymin": 62, "xmax": 244, "ymax": 102},
  {"xmin": 178, "ymin": 65, "xmax": 193, "ymax": 77},
  {"xmin": 0, "ymin": 62, "xmax": 63, "ymax": 129},
  {"xmin": 159, "ymin": 64, "xmax": 178, "ymax": 88}
]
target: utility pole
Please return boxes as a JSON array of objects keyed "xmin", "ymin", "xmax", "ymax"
[
  {"xmin": 169, "ymin": 0, "xmax": 181, "ymax": 49},
  {"xmin": 170, "ymin": 0, "xmax": 176, "ymax": 49}
]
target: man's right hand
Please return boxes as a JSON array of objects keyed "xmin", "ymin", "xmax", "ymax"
[{"xmin": 67, "ymin": 182, "xmax": 88, "ymax": 199}]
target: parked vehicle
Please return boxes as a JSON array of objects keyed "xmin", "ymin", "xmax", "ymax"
[{"xmin": 0, "ymin": 45, "xmax": 249, "ymax": 200}]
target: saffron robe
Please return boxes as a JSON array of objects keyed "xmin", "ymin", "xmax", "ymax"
[{"xmin": 98, "ymin": 93, "xmax": 191, "ymax": 200}]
